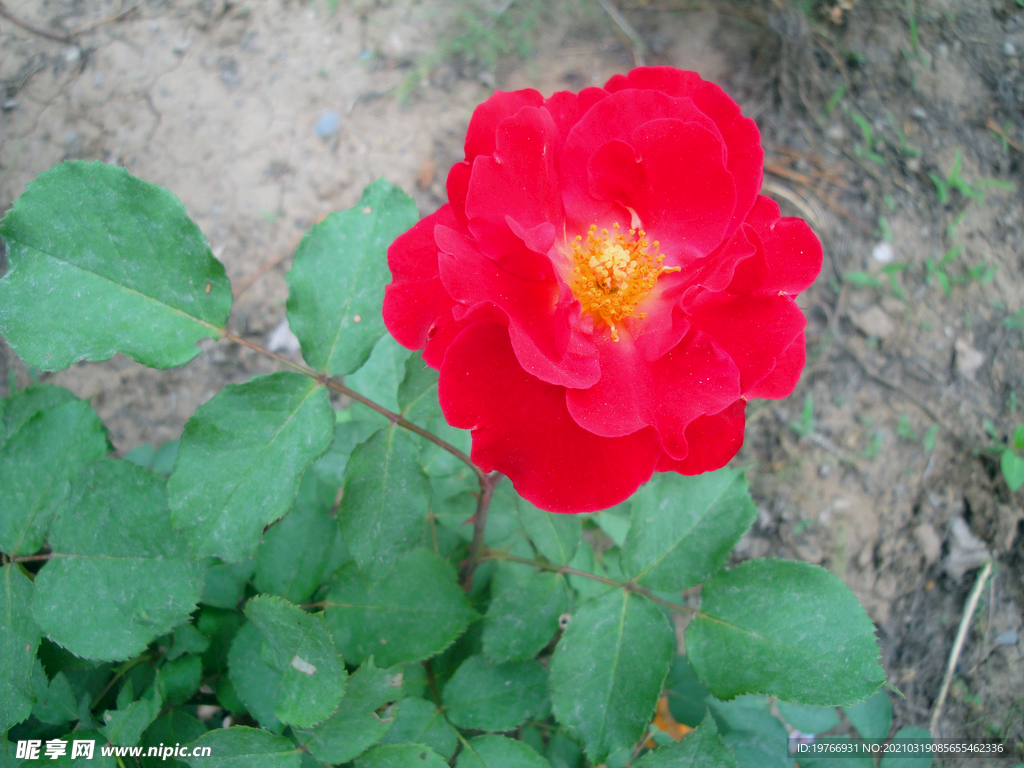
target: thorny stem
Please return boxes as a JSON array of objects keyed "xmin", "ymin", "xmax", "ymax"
[
  {"xmin": 221, "ymin": 330, "xmax": 483, "ymax": 484},
  {"xmin": 483, "ymin": 550, "xmax": 696, "ymax": 615},
  {"xmin": 459, "ymin": 472, "xmax": 501, "ymax": 586}
]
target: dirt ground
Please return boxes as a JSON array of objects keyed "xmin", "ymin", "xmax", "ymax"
[{"xmin": 1, "ymin": 0, "xmax": 1022, "ymax": 762}]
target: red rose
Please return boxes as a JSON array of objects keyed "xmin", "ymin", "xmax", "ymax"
[{"xmin": 384, "ymin": 67, "xmax": 821, "ymax": 513}]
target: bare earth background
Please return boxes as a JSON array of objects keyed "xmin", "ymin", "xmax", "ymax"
[{"xmin": 1, "ymin": 0, "xmax": 1022, "ymax": 761}]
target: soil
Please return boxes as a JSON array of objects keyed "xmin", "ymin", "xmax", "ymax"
[{"xmin": 1, "ymin": 0, "xmax": 1022, "ymax": 763}]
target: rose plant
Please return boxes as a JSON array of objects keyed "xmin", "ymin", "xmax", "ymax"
[{"xmin": 0, "ymin": 69, "xmax": 893, "ymax": 768}]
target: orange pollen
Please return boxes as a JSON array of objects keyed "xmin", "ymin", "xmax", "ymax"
[{"xmin": 569, "ymin": 223, "xmax": 680, "ymax": 341}]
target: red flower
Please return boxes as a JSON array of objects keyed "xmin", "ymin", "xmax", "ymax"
[{"xmin": 384, "ymin": 67, "xmax": 821, "ymax": 513}]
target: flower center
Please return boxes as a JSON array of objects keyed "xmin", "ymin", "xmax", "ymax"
[{"xmin": 569, "ymin": 223, "xmax": 679, "ymax": 341}]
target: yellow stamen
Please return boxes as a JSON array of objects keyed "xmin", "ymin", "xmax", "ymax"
[{"xmin": 569, "ymin": 222, "xmax": 679, "ymax": 341}]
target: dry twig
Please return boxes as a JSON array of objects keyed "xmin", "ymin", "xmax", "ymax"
[{"xmin": 929, "ymin": 559, "xmax": 993, "ymax": 735}]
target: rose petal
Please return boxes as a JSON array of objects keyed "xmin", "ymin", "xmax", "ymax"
[
  {"xmin": 383, "ymin": 205, "xmax": 459, "ymax": 351},
  {"xmin": 648, "ymin": 331, "xmax": 741, "ymax": 459},
  {"xmin": 587, "ymin": 118, "xmax": 737, "ymax": 260},
  {"xmin": 561, "ymin": 89, "xmax": 723, "ymax": 233},
  {"xmin": 745, "ymin": 330, "xmax": 805, "ymax": 400},
  {"xmin": 744, "ymin": 197, "xmax": 823, "ymax": 296},
  {"xmin": 688, "ymin": 293, "xmax": 806, "ymax": 393},
  {"xmin": 435, "ymin": 224, "xmax": 599, "ymax": 389},
  {"xmin": 655, "ymin": 398, "xmax": 746, "ymax": 475},
  {"xmin": 464, "ymin": 89, "xmax": 544, "ymax": 161},
  {"xmin": 439, "ymin": 320, "xmax": 662, "ymax": 513},
  {"xmin": 604, "ymin": 67, "xmax": 763, "ymax": 233}
]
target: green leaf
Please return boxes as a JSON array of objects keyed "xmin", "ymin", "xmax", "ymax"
[
  {"xmin": 687, "ymin": 559, "xmax": 884, "ymax": 706},
  {"xmin": 180, "ymin": 727, "xmax": 301, "ymax": 768},
  {"xmin": 227, "ymin": 621, "xmax": 284, "ymax": 732},
  {"xmin": 294, "ymin": 659, "xmax": 403, "ymax": 764},
  {"xmin": 1001, "ymin": 449, "xmax": 1024, "ymax": 492},
  {"xmin": 32, "ymin": 459, "xmax": 204, "ymax": 661},
  {"xmin": 30, "ymin": 664, "xmax": 79, "ymax": 725},
  {"xmin": 664, "ymin": 654, "xmax": 710, "ymax": 728},
  {"xmin": 169, "ymin": 372, "xmax": 335, "ymax": 563},
  {"xmin": 346, "ymin": 334, "xmax": 414, "ymax": 414},
  {"xmin": 0, "ymin": 389, "xmax": 108, "ymax": 556},
  {"xmin": 325, "ymin": 548, "xmax": 478, "ymax": 667},
  {"xmin": 254, "ymin": 478, "xmax": 337, "ymax": 603},
  {"xmin": 286, "ymin": 179, "xmax": 418, "ymax": 375},
  {"xmin": 102, "ymin": 685, "xmax": 164, "ymax": 746},
  {"xmin": 443, "ymin": 655, "xmax": 548, "ymax": 731},
  {"xmin": 545, "ymin": 731, "xmax": 583, "ymax": 768},
  {"xmin": 167, "ymin": 624, "xmax": 210, "ymax": 661},
  {"xmin": 708, "ymin": 695, "xmax": 790, "ymax": 768},
  {"xmin": 143, "ymin": 710, "xmax": 208, "ymax": 767},
  {"xmin": 776, "ymin": 701, "xmax": 840, "ymax": 734},
  {"xmin": 482, "ymin": 571, "xmax": 569, "ymax": 663},
  {"xmin": 842, "ymin": 691, "xmax": 891, "ymax": 739},
  {"xmin": 880, "ymin": 727, "xmax": 933, "ymax": 768},
  {"xmin": 244, "ymin": 595, "xmax": 347, "ymax": 728},
  {"xmin": 456, "ymin": 735, "xmax": 550, "ymax": 768},
  {"xmin": 623, "ymin": 469, "xmax": 757, "ymax": 591},
  {"xmin": 356, "ymin": 744, "xmax": 448, "ymax": 768},
  {"xmin": 157, "ymin": 654, "xmax": 202, "ymax": 706},
  {"xmin": 202, "ymin": 560, "xmax": 256, "ymax": 610},
  {"xmin": 398, "ymin": 352, "xmax": 440, "ymax": 417},
  {"xmin": 635, "ymin": 713, "xmax": 737, "ymax": 768},
  {"xmin": 0, "ymin": 161, "xmax": 231, "ymax": 370},
  {"xmin": 518, "ymin": 502, "xmax": 581, "ymax": 566},
  {"xmin": 379, "ymin": 698, "xmax": 458, "ymax": 760},
  {"xmin": 550, "ymin": 589, "xmax": 675, "ymax": 763},
  {"xmin": 1, "ymin": 565, "xmax": 42, "ymax": 731},
  {"xmin": 338, "ymin": 424, "xmax": 431, "ymax": 578}
]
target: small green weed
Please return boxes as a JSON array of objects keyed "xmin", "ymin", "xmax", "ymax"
[
  {"xmin": 929, "ymin": 150, "xmax": 1016, "ymax": 204},
  {"xmin": 850, "ymin": 111, "xmax": 886, "ymax": 164},
  {"xmin": 897, "ymin": 413, "xmax": 918, "ymax": 442},
  {"xmin": 845, "ymin": 263, "xmax": 908, "ymax": 297},
  {"xmin": 1005, "ymin": 308, "xmax": 1024, "ymax": 330},
  {"xmin": 824, "ymin": 84, "xmax": 846, "ymax": 117},
  {"xmin": 1000, "ymin": 425, "xmax": 1024, "ymax": 492},
  {"xmin": 923, "ymin": 424, "xmax": 938, "ymax": 452},
  {"xmin": 925, "ymin": 245, "xmax": 961, "ymax": 295},
  {"xmin": 790, "ymin": 393, "xmax": 816, "ymax": 437},
  {"xmin": 887, "ymin": 113, "xmax": 920, "ymax": 157}
]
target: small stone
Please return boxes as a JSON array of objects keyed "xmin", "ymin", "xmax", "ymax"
[
  {"xmin": 943, "ymin": 516, "xmax": 990, "ymax": 581},
  {"xmin": 2, "ymin": 98, "xmax": 19, "ymax": 111},
  {"xmin": 905, "ymin": 156, "xmax": 920, "ymax": 174},
  {"xmin": 872, "ymin": 242, "xmax": 894, "ymax": 264},
  {"xmin": 954, "ymin": 338, "xmax": 985, "ymax": 380},
  {"xmin": 1005, "ymin": 41, "xmax": 1017, "ymax": 57},
  {"xmin": 911, "ymin": 106, "xmax": 927, "ymax": 121},
  {"xmin": 825, "ymin": 123, "xmax": 845, "ymax": 141},
  {"xmin": 63, "ymin": 46, "xmax": 81, "ymax": 63},
  {"xmin": 818, "ymin": 463, "xmax": 834, "ymax": 478},
  {"xmin": 266, "ymin": 319, "xmax": 300, "ymax": 354},
  {"xmin": 173, "ymin": 38, "xmax": 192, "ymax": 53},
  {"xmin": 852, "ymin": 306, "xmax": 896, "ymax": 341},
  {"xmin": 314, "ymin": 110, "xmax": 342, "ymax": 138},
  {"xmin": 914, "ymin": 523, "xmax": 941, "ymax": 565},
  {"xmin": 995, "ymin": 629, "xmax": 1018, "ymax": 646}
]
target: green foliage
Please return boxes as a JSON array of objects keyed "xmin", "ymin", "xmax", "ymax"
[
  {"xmin": 0, "ymin": 171, "xmax": 886, "ymax": 767},
  {"xmin": 790, "ymin": 393, "xmax": 816, "ymax": 437},
  {"xmin": 687, "ymin": 559, "xmax": 885, "ymax": 705},
  {"xmin": 286, "ymin": 179, "xmax": 418, "ymax": 376},
  {"xmin": 997, "ymin": 425, "xmax": 1024, "ymax": 492},
  {"xmin": 0, "ymin": 161, "xmax": 231, "ymax": 370}
]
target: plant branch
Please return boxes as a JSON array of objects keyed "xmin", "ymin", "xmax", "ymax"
[
  {"xmin": 220, "ymin": 330, "xmax": 483, "ymax": 483},
  {"xmin": 459, "ymin": 472, "xmax": 500, "ymax": 585},
  {"xmin": 483, "ymin": 550, "xmax": 694, "ymax": 615},
  {"xmin": 0, "ymin": 2, "xmax": 71, "ymax": 41}
]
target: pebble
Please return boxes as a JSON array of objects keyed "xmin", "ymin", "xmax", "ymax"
[
  {"xmin": 872, "ymin": 241, "xmax": 894, "ymax": 264},
  {"xmin": 954, "ymin": 338, "xmax": 985, "ymax": 380},
  {"xmin": 2, "ymin": 98, "xmax": 19, "ymax": 111},
  {"xmin": 995, "ymin": 629, "xmax": 1017, "ymax": 646},
  {"xmin": 1005, "ymin": 41, "xmax": 1017, "ymax": 57},
  {"xmin": 63, "ymin": 46, "xmax": 81, "ymax": 63},
  {"xmin": 266, "ymin": 319, "xmax": 301, "ymax": 354},
  {"xmin": 911, "ymin": 106, "xmax": 927, "ymax": 121},
  {"xmin": 852, "ymin": 306, "xmax": 896, "ymax": 341},
  {"xmin": 315, "ymin": 110, "xmax": 341, "ymax": 138}
]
